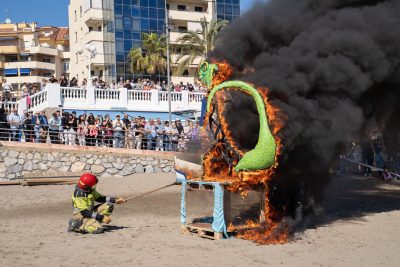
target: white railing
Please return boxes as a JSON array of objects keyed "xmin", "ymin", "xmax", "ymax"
[
  {"xmin": 29, "ymin": 90, "xmax": 48, "ymax": 111},
  {"xmin": 10, "ymin": 84, "xmax": 206, "ymax": 114},
  {"xmin": 188, "ymin": 92, "xmax": 204, "ymax": 103},
  {"xmin": 95, "ymin": 89, "xmax": 120, "ymax": 101},
  {"xmin": 0, "ymin": 101, "xmax": 19, "ymax": 111},
  {"xmin": 158, "ymin": 91, "xmax": 183, "ymax": 102},
  {"xmin": 61, "ymin": 87, "xmax": 87, "ymax": 100},
  {"xmin": 128, "ymin": 90, "xmax": 152, "ymax": 102}
]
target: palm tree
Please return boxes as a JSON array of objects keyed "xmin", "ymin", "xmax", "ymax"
[
  {"xmin": 129, "ymin": 33, "xmax": 167, "ymax": 76},
  {"xmin": 173, "ymin": 17, "xmax": 228, "ymax": 75}
]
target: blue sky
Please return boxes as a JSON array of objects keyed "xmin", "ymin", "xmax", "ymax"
[{"xmin": 1, "ymin": 0, "xmax": 262, "ymax": 26}]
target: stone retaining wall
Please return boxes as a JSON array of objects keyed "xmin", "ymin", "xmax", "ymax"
[{"xmin": 0, "ymin": 142, "xmax": 175, "ymax": 180}]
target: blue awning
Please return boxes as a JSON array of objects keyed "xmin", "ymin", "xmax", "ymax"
[
  {"xmin": 0, "ymin": 37, "xmax": 17, "ymax": 41},
  {"xmin": 19, "ymin": 68, "xmax": 31, "ymax": 74},
  {"xmin": 4, "ymin": 69, "xmax": 18, "ymax": 75}
]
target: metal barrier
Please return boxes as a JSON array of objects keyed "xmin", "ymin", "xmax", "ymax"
[{"xmin": 0, "ymin": 125, "xmax": 202, "ymax": 153}]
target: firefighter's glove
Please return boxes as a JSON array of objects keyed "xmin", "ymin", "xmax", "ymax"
[
  {"xmin": 116, "ymin": 197, "xmax": 127, "ymax": 204},
  {"xmin": 102, "ymin": 215, "xmax": 112, "ymax": 224}
]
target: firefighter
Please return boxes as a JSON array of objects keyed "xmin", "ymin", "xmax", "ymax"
[{"xmin": 68, "ymin": 173, "xmax": 126, "ymax": 234}]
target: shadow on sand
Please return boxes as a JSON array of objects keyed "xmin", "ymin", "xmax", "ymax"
[{"xmin": 303, "ymin": 175, "xmax": 400, "ymax": 228}]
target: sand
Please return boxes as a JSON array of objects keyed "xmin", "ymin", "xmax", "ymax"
[{"xmin": 0, "ymin": 173, "xmax": 399, "ymax": 267}]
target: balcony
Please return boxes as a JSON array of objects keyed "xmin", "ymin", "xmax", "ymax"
[
  {"xmin": 0, "ymin": 45, "xmax": 19, "ymax": 54},
  {"xmin": 171, "ymin": 54, "xmax": 204, "ymax": 66},
  {"xmin": 170, "ymin": 31, "xmax": 186, "ymax": 43},
  {"xmin": 61, "ymin": 51, "xmax": 70, "ymax": 59},
  {"xmin": 169, "ymin": 9, "xmax": 212, "ymax": 22},
  {"xmin": 91, "ymin": 54, "xmax": 107, "ymax": 66},
  {"xmin": 28, "ymin": 46, "xmax": 59, "ymax": 56},
  {"xmin": 4, "ymin": 61, "xmax": 56, "ymax": 71},
  {"xmin": 83, "ymin": 9, "xmax": 106, "ymax": 24},
  {"xmin": 84, "ymin": 31, "xmax": 114, "ymax": 44}
]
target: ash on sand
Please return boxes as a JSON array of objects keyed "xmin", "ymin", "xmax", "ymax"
[{"xmin": 1, "ymin": 173, "xmax": 400, "ymax": 266}]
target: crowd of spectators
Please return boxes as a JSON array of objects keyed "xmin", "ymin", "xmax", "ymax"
[
  {"xmin": 1, "ymin": 74, "xmax": 206, "ymax": 103},
  {"xmin": 337, "ymin": 138, "xmax": 400, "ymax": 180},
  {"xmin": 0, "ymin": 107, "xmax": 202, "ymax": 152},
  {"xmin": 1, "ymin": 78, "xmax": 44, "ymax": 102},
  {"xmin": 45, "ymin": 73, "xmax": 207, "ymax": 92}
]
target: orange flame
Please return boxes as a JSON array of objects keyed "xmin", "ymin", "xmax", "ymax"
[{"xmin": 211, "ymin": 61, "xmax": 233, "ymax": 88}]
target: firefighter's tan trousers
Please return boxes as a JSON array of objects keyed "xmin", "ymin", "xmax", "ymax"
[{"xmin": 71, "ymin": 202, "xmax": 114, "ymax": 234}]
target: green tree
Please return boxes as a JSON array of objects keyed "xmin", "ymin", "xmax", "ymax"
[
  {"xmin": 129, "ymin": 33, "xmax": 167, "ymax": 76},
  {"xmin": 173, "ymin": 17, "xmax": 228, "ymax": 75}
]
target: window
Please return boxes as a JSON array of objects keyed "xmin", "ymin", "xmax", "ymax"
[
  {"xmin": 116, "ymin": 40, "xmax": 124, "ymax": 51},
  {"xmin": 123, "ymin": 17, "xmax": 132, "ymax": 29},
  {"xmin": 150, "ymin": 19, "xmax": 158, "ymax": 31},
  {"xmin": 74, "ymin": 10, "xmax": 77, "ymax": 21},
  {"xmin": 116, "ymin": 30, "xmax": 123, "ymax": 39},
  {"xmin": 115, "ymin": 5, "xmax": 122, "ymax": 15},
  {"xmin": 132, "ymin": 6, "xmax": 140, "ymax": 16},
  {"xmin": 149, "ymin": 8, "xmax": 157, "ymax": 18},
  {"xmin": 63, "ymin": 61, "xmax": 70, "ymax": 72},
  {"xmin": 133, "ymin": 32, "xmax": 141, "ymax": 40},
  {"xmin": 123, "ymin": 5, "xmax": 131, "ymax": 16},
  {"xmin": 132, "ymin": 19, "xmax": 140, "ymax": 31},
  {"xmin": 75, "ymin": 32, "xmax": 77, "ymax": 43},
  {"xmin": 233, "ymin": 6, "xmax": 240, "ymax": 16},
  {"xmin": 80, "ymin": 6, "xmax": 82, "ymax": 17},
  {"xmin": 115, "ymin": 18, "xmax": 123, "ymax": 30},
  {"xmin": 24, "ymin": 40, "xmax": 31, "ymax": 49},
  {"xmin": 89, "ymin": 26, "xmax": 93, "ymax": 32},
  {"xmin": 178, "ymin": 26, "xmax": 187, "ymax": 32},
  {"xmin": 141, "ymin": 19, "xmax": 149, "ymax": 30},
  {"xmin": 194, "ymin": 6, "xmax": 203, "ymax": 12},
  {"xmin": 182, "ymin": 70, "xmax": 189, "ymax": 76},
  {"xmin": 177, "ymin": 5, "xmax": 186, "ymax": 11}
]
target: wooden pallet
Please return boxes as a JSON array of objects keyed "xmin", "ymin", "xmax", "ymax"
[{"xmin": 182, "ymin": 222, "xmax": 223, "ymax": 240}]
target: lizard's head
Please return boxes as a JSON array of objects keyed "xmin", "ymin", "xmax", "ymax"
[{"xmin": 198, "ymin": 61, "xmax": 219, "ymax": 89}]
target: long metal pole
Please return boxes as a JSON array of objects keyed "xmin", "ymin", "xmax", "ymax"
[
  {"xmin": 165, "ymin": 0, "xmax": 172, "ymax": 123},
  {"xmin": 88, "ymin": 54, "xmax": 92, "ymax": 85}
]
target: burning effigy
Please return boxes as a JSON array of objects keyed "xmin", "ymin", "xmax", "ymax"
[
  {"xmin": 175, "ymin": 61, "xmax": 288, "ymax": 244},
  {"xmin": 176, "ymin": 0, "xmax": 400, "ymax": 244}
]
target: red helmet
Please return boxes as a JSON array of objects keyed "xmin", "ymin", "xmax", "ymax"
[{"xmin": 78, "ymin": 173, "xmax": 98, "ymax": 190}]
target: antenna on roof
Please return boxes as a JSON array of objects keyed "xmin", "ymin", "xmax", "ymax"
[{"xmin": 4, "ymin": 9, "xmax": 11, "ymax": 24}]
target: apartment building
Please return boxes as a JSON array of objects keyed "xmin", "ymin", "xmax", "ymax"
[
  {"xmin": 68, "ymin": 0, "xmax": 115, "ymax": 83},
  {"xmin": 0, "ymin": 21, "xmax": 70, "ymax": 92},
  {"xmin": 68, "ymin": 0, "xmax": 240, "ymax": 84}
]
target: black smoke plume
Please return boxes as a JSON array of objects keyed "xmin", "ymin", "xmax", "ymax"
[{"xmin": 209, "ymin": 0, "xmax": 400, "ymax": 219}]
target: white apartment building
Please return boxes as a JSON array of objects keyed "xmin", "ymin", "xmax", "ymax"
[
  {"xmin": 168, "ymin": 0, "xmax": 215, "ymax": 84},
  {"xmin": 0, "ymin": 21, "xmax": 70, "ymax": 94},
  {"xmin": 68, "ymin": 0, "xmax": 115, "ymax": 83}
]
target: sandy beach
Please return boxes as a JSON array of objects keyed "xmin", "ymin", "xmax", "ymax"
[{"xmin": 0, "ymin": 173, "xmax": 399, "ymax": 267}]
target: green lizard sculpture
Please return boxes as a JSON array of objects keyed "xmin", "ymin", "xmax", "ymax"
[{"xmin": 199, "ymin": 62, "xmax": 277, "ymax": 172}]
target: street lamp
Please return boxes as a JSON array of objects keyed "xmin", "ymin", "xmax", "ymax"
[
  {"xmin": 77, "ymin": 44, "xmax": 97, "ymax": 85},
  {"xmin": 165, "ymin": 0, "xmax": 172, "ymax": 123}
]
